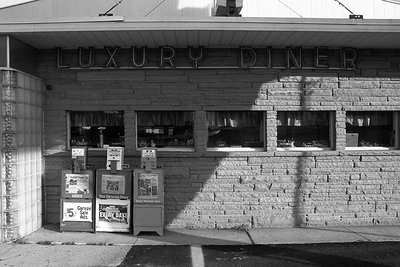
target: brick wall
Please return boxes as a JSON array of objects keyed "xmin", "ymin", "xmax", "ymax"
[{"xmin": 39, "ymin": 48, "xmax": 400, "ymax": 228}]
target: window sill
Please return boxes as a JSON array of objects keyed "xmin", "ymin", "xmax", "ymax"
[
  {"xmin": 68, "ymin": 146, "xmax": 125, "ymax": 151},
  {"xmin": 146, "ymin": 147, "xmax": 195, "ymax": 152},
  {"xmin": 277, "ymin": 147, "xmax": 331, "ymax": 152},
  {"xmin": 345, "ymin": 147, "xmax": 395, "ymax": 151},
  {"xmin": 207, "ymin": 147, "xmax": 265, "ymax": 152}
]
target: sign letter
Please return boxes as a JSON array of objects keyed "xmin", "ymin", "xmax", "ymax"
[
  {"xmin": 240, "ymin": 47, "xmax": 257, "ymax": 69},
  {"xmin": 341, "ymin": 48, "xmax": 357, "ymax": 69},
  {"xmin": 266, "ymin": 47, "xmax": 272, "ymax": 69},
  {"xmin": 132, "ymin": 47, "xmax": 147, "ymax": 68},
  {"xmin": 78, "ymin": 47, "xmax": 94, "ymax": 68},
  {"xmin": 105, "ymin": 46, "xmax": 120, "ymax": 68},
  {"xmin": 56, "ymin": 47, "xmax": 70, "ymax": 68},
  {"xmin": 314, "ymin": 47, "xmax": 329, "ymax": 68},
  {"xmin": 160, "ymin": 46, "xmax": 175, "ymax": 68},
  {"xmin": 286, "ymin": 47, "xmax": 302, "ymax": 69},
  {"xmin": 187, "ymin": 47, "xmax": 204, "ymax": 69}
]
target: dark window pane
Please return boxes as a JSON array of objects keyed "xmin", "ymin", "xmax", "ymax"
[
  {"xmin": 207, "ymin": 111, "xmax": 264, "ymax": 148},
  {"xmin": 70, "ymin": 111, "xmax": 124, "ymax": 148},
  {"xmin": 137, "ymin": 111, "xmax": 194, "ymax": 148},
  {"xmin": 277, "ymin": 111, "xmax": 331, "ymax": 148},
  {"xmin": 346, "ymin": 111, "xmax": 394, "ymax": 147}
]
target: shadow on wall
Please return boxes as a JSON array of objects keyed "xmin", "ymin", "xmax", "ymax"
[
  {"xmin": 293, "ymin": 77, "xmax": 319, "ymax": 228},
  {"xmin": 155, "ymin": 72, "xmax": 334, "ymax": 230}
]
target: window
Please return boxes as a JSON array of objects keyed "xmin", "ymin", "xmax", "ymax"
[
  {"xmin": 137, "ymin": 111, "xmax": 194, "ymax": 149},
  {"xmin": 68, "ymin": 111, "xmax": 124, "ymax": 148},
  {"xmin": 207, "ymin": 111, "xmax": 264, "ymax": 149},
  {"xmin": 277, "ymin": 111, "xmax": 332, "ymax": 149},
  {"xmin": 346, "ymin": 111, "xmax": 396, "ymax": 149}
]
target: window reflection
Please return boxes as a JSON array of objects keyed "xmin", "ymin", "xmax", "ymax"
[
  {"xmin": 346, "ymin": 111, "xmax": 395, "ymax": 147},
  {"xmin": 137, "ymin": 111, "xmax": 194, "ymax": 148},
  {"xmin": 277, "ymin": 111, "xmax": 331, "ymax": 148},
  {"xmin": 69, "ymin": 111, "xmax": 124, "ymax": 148},
  {"xmin": 207, "ymin": 111, "xmax": 264, "ymax": 148}
]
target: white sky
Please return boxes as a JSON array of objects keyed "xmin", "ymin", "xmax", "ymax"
[{"xmin": 0, "ymin": 0, "xmax": 36, "ymax": 8}]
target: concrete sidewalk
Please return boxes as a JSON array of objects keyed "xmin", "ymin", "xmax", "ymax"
[
  {"xmin": 15, "ymin": 224, "xmax": 400, "ymax": 246},
  {"xmin": 1, "ymin": 225, "xmax": 400, "ymax": 267}
]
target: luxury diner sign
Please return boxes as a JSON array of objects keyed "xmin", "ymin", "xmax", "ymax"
[{"xmin": 56, "ymin": 46, "xmax": 358, "ymax": 70}]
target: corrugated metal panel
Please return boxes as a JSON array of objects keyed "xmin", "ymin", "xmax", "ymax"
[
  {"xmin": 3, "ymin": 17, "xmax": 400, "ymax": 49},
  {"xmin": 11, "ymin": 29, "xmax": 400, "ymax": 49}
]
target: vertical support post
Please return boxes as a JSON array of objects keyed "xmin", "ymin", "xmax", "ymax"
[
  {"xmin": 336, "ymin": 110, "xmax": 347, "ymax": 151},
  {"xmin": 266, "ymin": 111, "xmax": 277, "ymax": 152}
]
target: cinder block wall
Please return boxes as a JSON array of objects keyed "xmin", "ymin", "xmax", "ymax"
[{"xmin": 39, "ymin": 49, "xmax": 400, "ymax": 228}]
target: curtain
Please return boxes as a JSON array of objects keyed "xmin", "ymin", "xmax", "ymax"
[
  {"xmin": 137, "ymin": 111, "xmax": 193, "ymax": 126},
  {"xmin": 70, "ymin": 111, "xmax": 123, "ymax": 127},
  {"xmin": 277, "ymin": 111, "xmax": 329, "ymax": 126},
  {"xmin": 346, "ymin": 112, "xmax": 391, "ymax": 126},
  {"xmin": 206, "ymin": 111, "xmax": 260, "ymax": 128}
]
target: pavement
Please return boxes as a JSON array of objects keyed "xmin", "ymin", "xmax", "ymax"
[
  {"xmin": 0, "ymin": 224, "xmax": 400, "ymax": 267},
  {"xmin": 13, "ymin": 224, "xmax": 400, "ymax": 246}
]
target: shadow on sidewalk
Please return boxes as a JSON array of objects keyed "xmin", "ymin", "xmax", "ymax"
[{"xmin": 120, "ymin": 243, "xmax": 396, "ymax": 267}]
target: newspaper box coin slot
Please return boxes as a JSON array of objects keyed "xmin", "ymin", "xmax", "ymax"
[
  {"xmin": 107, "ymin": 147, "xmax": 124, "ymax": 171},
  {"xmin": 71, "ymin": 147, "xmax": 87, "ymax": 173},
  {"xmin": 140, "ymin": 148, "xmax": 156, "ymax": 170}
]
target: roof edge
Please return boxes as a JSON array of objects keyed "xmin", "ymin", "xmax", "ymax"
[{"xmin": 1, "ymin": 17, "xmax": 400, "ymax": 34}]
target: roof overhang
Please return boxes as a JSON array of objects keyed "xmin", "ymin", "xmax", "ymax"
[{"xmin": 2, "ymin": 17, "xmax": 400, "ymax": 49}]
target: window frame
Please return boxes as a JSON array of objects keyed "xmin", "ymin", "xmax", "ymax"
[
  {"xmin": 66, "ymin": 110, "xmax": 125, "ymax": 150},
  {"xmin": 205, "ymin": 110, "xmax": 265, "ymax": 152},
  {"xmin": 135, "ymin": 110, "xmax": 196, "ymax": 152},
  {"xmin": 276, "ymin": 111, "xmax": 335, "ymax": 152},
  {"xmin": 345, "ymin": 111, "xmax": 399, "ymax": 151}
]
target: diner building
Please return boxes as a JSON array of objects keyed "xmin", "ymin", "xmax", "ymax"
[{"xmin": 2, "ymin": 0, "xmax": 400, "ymax": 241}]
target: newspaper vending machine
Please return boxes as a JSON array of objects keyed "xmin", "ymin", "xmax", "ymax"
[
  {"xmin": 60, "ymin": 147, "xmax": 95, "ymax": 232},
  {"xmin": 95, "ymin": 147, "xmax": 132, "ymax": 232},
  {"xmin": 133, "ymin": 148, "xmax": 164, "ymax": 236}
]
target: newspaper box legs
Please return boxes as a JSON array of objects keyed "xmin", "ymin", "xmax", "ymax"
[
  {"xmin": 133, "ymin": 205, "xmax": 163, "ymax": 236},
  {"xmin": 133, "ymin": 149, "xmax": 164, "ymax": 236}
]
